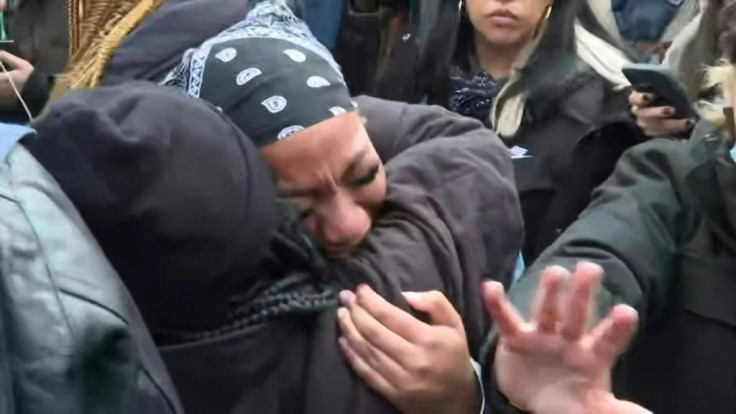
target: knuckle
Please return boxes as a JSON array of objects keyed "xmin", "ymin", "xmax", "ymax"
[
  {"xmin": 358, "ymin": 320, "xmax": 379, "ymax": 339},
  {"xmin": 426, "ymin": 290, "xmax": 445, "ymax": 303},
  {"xmin": 416, "ymin": 331, "xmax": 438, "ymax": 348},
  {"xmin": 410, "ymin": 356, "xmax": 433, "ymax": 378},
  {"xmin": 365, "ymin": 346, "xmax": 382, "ymax": 368}
]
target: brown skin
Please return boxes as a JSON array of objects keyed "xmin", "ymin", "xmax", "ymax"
[
  {"xmin": 486, "ymin": 263, "xmax": 644, "ymax": 414},
  {"xmin": 337, "ymin": 287, "xmax": 479, "ymax": 414},
  {"xmin": 259, "ymin": 111, "xmax": 386, "ymax": 259},
  {"xmin": 466, "ymin": 0, "xmax": 551, "ymax": 79}
]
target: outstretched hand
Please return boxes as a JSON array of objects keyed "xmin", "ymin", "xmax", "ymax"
[{"xmin": 483, "ymin": 262, "xmax": 649, "ymax": 414}]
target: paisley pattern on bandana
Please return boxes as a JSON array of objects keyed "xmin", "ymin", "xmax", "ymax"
[{"xmin": 161, "ymin": 0, "xmax": 355, "ymax": 147}]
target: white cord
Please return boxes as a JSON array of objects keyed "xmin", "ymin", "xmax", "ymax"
[{"xmin": 0, "ymin": 58, "xmax": 33, "ymax": 123}]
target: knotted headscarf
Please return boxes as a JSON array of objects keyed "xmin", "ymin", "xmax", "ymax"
[{"xmin": 162, "ymin": 0, "xmax": 355, "ymax": 147}]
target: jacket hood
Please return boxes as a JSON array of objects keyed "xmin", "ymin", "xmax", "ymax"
[
  {"xmin": 24, "ymin": 83, "xmax": 280, "ymax": 328},
  {"xmin": 101, "ymin": 0, "xmax": 251, "ymax": 85}
]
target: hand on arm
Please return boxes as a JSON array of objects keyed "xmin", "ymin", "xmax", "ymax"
[
  {"xmin": 483, "ymin": 263, "xmax": 651, "ymax": 414},
  {"xmin": 336, "ymin": 285, "xmax": 480, "ymax": 414}
]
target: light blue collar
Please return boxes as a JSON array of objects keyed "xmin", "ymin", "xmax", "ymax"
[
  {"xmin": 731, "ymin": 145, "xmax": 736, "ymax": 163},
  {"xmin": 0, "ymin": 123, "xmax": 35, "ymax": 160}
]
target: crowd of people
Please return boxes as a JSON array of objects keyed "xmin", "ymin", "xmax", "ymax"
[{"xmin": 0, "ymin": 0, "xmax": 734, "ymax": 413}]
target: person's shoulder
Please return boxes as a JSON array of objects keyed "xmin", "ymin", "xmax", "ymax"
[
  {"xmin": 546, "ymin": 62, "xmax": 619, "ymax": 122},
  {"xmin": 620, "ymin": 132, "xmax": 719, "ymax": 181}
]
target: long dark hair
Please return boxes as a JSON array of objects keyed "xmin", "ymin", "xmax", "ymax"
[{"xmin": 373, "ymin": 0, "xmax": 585, "ymax": 108}]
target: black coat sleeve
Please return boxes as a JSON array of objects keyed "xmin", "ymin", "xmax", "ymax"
[
  {"xmin": 512, "ymin": 139, "xmax": 685, "ymax": 331},
  {"xmin": 22, "ymin": 69, "xmax": 51, "ymax": 116},
  {"xmin": 0, "ymin": 69, "xmax": 51, "ymax": 123}
]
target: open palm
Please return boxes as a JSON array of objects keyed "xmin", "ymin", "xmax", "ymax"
[{"xmin": 483, "ymin": 263, "xmax": 642, "ymax": 414}]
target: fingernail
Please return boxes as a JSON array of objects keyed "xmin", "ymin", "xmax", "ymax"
[
  {"xmin": 575, "ymin": 261, "xmax": 604, "ymax": 279},
  {"xmin": 664, "ymin": 107, "xmax": 675, "ymax": 116},
  {"xmin": 546, "ymin": 265, "xmax": 569, "ymax": 277},
  {"xmin": 402, "ymin": 292, "xmax": 423, "ymax": 302},
  {"xmin": 484, "ymin": 281, "xmax": 505, "ymax": 296},
  {"xmin": 337, "ymin": 307, "xmax": 348, "ymax": 319},
  {"xmin": 339, "ymin": 290, "xmax": 355, "ymax": 305},
  {"xmin": 338, "ymin": 337, "xmax": 349, "ymax": 350}
]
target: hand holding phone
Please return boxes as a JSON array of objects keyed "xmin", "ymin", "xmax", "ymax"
[{"xmin": 623, "ymin": 64, "xmax": 696, "ymax": 137}]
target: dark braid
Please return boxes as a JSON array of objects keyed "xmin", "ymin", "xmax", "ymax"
[{"xmin": 178, "ymin": 199, "xmax": 337, "ymax": 342}]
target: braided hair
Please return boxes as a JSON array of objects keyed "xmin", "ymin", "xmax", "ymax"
[
  {"xmin": 177, "ymin": 199, "xmax": 337, "ymax": 343},
  {"xmin": 51, "ymin": 0, "xmax": 164, "ymax": 101}
]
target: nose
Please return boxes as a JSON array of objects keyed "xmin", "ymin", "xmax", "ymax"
[{"xmin": 315, "ymin": 194, "xmax": 371, "ymax": 253}]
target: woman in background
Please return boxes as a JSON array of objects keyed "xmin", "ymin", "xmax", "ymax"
[{"xmin": 374, "ymin": 0, "xmax": 640, "ymax": 261}]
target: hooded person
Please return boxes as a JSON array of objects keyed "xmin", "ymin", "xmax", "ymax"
[
  {"xmin": 370, "ymin": 0, "xmax": 642, "ymax": 262},
  {"xmin": 27, "ymin": 46, "xmax": 521, "ymax": 414}
]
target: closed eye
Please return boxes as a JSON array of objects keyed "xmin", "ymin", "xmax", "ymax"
[{"xmin": 349, "ymin": 165, "xmax": 380, "ymax": 188}]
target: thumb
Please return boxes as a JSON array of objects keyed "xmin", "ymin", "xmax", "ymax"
[
  {"xmin": 0, "ymin": 51, "xmax": 32, "ymax": 71},
  {"xmin": 402, "ymin": 290, "xmax": 463, "ymax": 329}
]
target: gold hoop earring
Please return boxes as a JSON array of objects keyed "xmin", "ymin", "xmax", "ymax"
[{"xmin": 533, "ymin": 4, "xmax": 552, "ymax": 37}]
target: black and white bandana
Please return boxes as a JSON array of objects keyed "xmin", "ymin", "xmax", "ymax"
[{"xmin": 162, "ymin": 0, "xmax": 355, "ymax": 147}]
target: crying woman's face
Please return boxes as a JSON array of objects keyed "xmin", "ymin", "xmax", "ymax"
[{"xmin": 259, "ymin": 111, "xmax": 386, "ymax": 259}]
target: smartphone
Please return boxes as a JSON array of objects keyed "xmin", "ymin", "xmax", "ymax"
[{"xmin": 622, "ymin": 63, "xmax": 695, "ymax": 119}]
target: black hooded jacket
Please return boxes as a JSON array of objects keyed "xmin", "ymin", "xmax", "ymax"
[
  {"xmin": 101, "ymin": 0, "xmax": 308, "ymax": 86},
  {"xmin": 101, "ymin": 0, "xmax": 251, "ymax": 85},
  {"xmin": 26, "ymin": 83, "xmax": 281, "ymax": 333}
]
